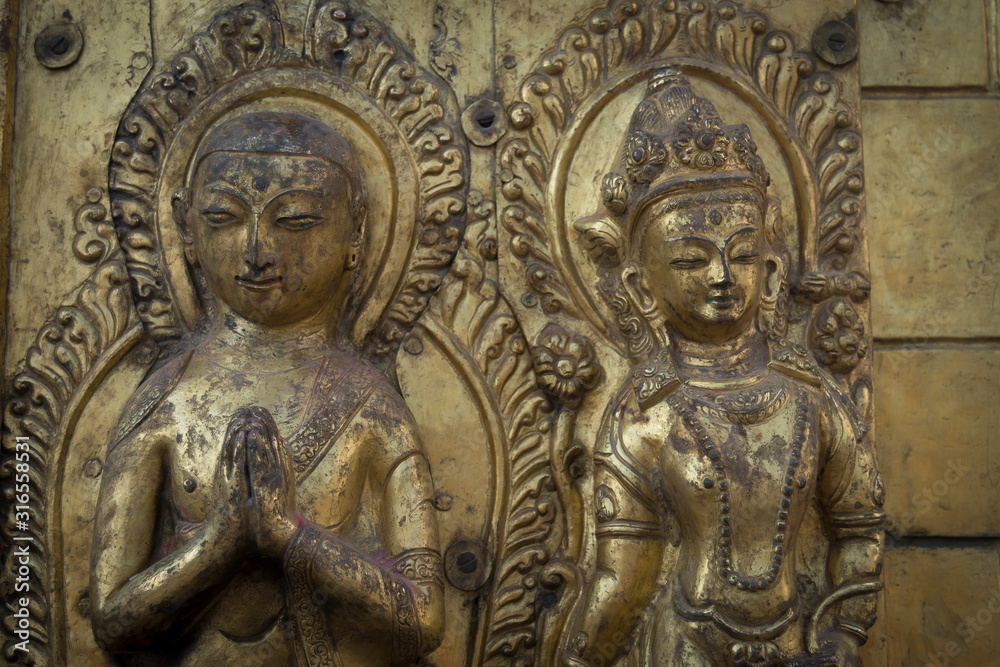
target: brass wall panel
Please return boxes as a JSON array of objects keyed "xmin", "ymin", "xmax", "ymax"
[
  {"xmin": 11, "ymin": 0, "xmax": 979, "ymax": 665},
  {"xmin": 884, "ymin": 544, "xmax": 1000, "ymax": 665},
  {"xmin": 859, "ymin": 0, "xmax": 990, "ymax": 89},
  {"xmin": 875, "ymin": 347, "xmax": 1000, "ymax": 537},
  {"xmin": 865, "ymin": 98, "xmax": 1000, "ymax": 340},
  {"xmin": 6, "ymin": 0, "xmax": 150, "ymax": 375}
]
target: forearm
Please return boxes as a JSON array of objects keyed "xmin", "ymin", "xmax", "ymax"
[
  {"xmin": 285, "ymin": 522, "xmax": 442, "ymax": 661},
  {"xmin": 92, "ymin": 524, "xmax": 239, "ymax": 650},
  {"xmin": 568, "ymin": 540, "xmax": 661, "ymax": 665},
  {"xmin": 824, "ymin": 515, "xmax": 884, "ymax": 641}
]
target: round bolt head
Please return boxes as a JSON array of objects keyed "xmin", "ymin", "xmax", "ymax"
[
  {"xmin": 35, "ymin": 23, "xmax": 84, "ymax": 69},
  {"xmin": 812, "ymin": 20, "xmax": 858, "ymax": 66}
]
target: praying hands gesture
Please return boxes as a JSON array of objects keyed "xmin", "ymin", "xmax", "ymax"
[{"xmin": 211, "ymin": 407, "xmax": 300, "ymax": 561}]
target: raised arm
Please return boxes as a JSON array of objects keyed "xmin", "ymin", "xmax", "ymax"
[
  {"xmin": 248, "ymin": 390, "xmax": 444, "ymax": 665},
  {"xmin": 566, "ymin": 396, "xmax": 666, "ymax": 666},
  {"xmin": 90, "ymin": 401, "xmax": 249, "ymax": 651}
]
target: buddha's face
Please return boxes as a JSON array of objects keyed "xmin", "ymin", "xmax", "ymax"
[
  {"xmin": 188, "ymin": 151, "xmax": 355, "ymax": 327},
  {"xmin": 633, "ymin": 196, "xmax": 766, "ymax": 344}
]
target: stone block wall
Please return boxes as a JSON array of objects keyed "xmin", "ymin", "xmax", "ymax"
[{"xmin": 859, "ymin": 1, "xmax": 1000, "ymax": 664}]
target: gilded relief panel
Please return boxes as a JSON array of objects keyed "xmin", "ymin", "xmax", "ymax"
[{"xmin": 0, "ymin": 1, "xmax": 880, "ymax": 666}]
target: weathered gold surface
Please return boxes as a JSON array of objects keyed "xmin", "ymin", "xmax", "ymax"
[
  {"xmin": 0, "ymin": 0, "xmax": 905, "ymax": 665},
  {"xmin": 88, "ymin": 111, "xmax": 446, "ymax": 665},
  {"xmin": 883, "ymin": 545, "xmax": 1000, "ymax": 665},
  {"xmin": 557, "ymin": 68, "xmax": 883, "ymax": 667}
]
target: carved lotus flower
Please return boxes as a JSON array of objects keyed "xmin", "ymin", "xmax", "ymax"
[
  {"xmin": 532, "ymin": 325, "xmax": 603, "ymax": 409},
  {"xmin": 623, "ymin": 131, "xmax": 668, "ymax": 184},
  {"xmin": 673, "ymin": 118, "xmax": 729, "ymax": 170},
  {"xmin": 810, "ymin": 298, "xmax": 869, "ymax": 374}
]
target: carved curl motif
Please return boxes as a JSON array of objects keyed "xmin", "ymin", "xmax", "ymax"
[
  {"xmin": 111, "ymin": 0, "xmax": 467, "ymax": 357},
  {"xmin": 414, "ymin": 195, "xmax": 595, "ymax": 666},
  {"xmin": 3, "ymin": 3, "xmax": 468, "ymax": 663},
  {"xmin": 499, "ymin": 0, "xmax": 870, "ymax": 375},
  {"xmin": 1, "ymin": 190, "xmax": 142, "ymax": 664},
  {"xmin": 809, "ymin": 297, "xmax": 869, "ymax": 374}
]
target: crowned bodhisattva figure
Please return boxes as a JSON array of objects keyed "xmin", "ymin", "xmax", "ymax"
[
  {"xmin": 565, "ymin": 70, "xmax": 884, "ymax": 667},
  {"xmin": 89, "ymin": 112, "xmax": 444, "ymax": 666}
]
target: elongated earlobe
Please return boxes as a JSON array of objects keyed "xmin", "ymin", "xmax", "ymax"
[
  {"xmin": 172, "ymin": 187, "xmax": 199, "ymax": 268},
  {"xmin": 622, "ymin": 265, "xmax": 669, "ymax": 347},
  {"xmin": 346, "ymin": 199, "xmax": 367, "ymax": 271},
  {"xmin": 622, "ymin": 266, "xmax": 654, "ymax": 313}
]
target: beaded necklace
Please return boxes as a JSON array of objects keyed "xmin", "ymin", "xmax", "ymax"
[{"xmin": 669, "ymin": 385, "xmax": 810, "ymax": 592}]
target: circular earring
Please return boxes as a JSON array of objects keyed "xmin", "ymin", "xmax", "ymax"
[{"xmin": 346, "ymin": 252, "xmax": 358, "ymax": 270}]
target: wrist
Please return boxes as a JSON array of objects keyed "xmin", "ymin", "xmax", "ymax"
[
  {"xmin": 266, "ymin": 513, "xmax": 301, "ymax": 560},
  {"xmin": 835, "ymin": 619, "xmax": 869, "ymax": 646},
  {"xmin": 820, "ymin": 628, "xmax": 862, "ymax": 656}
]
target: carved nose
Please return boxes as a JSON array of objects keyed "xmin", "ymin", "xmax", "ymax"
[
  {"xmin": 708, "ymin": 258, "xmax": 733, "ymax": 287},
  {"xmin": 243, "ymin": 248, "xmax": 276, "ymax": 270}
]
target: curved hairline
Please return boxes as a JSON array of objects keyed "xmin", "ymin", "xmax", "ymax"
[
  {"xmin": 188, "ymin": 149, "xmax": 360, "ymax": 189},
  {"xmin": 627, "ymin": 187, "xmax": 766, "ymax": 260}
]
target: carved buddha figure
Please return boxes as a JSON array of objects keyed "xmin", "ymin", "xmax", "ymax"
[
  {"xmin": 89, "ymin": 112, "xmax": 444, "ymax": 666},
  {"xmin": 568, "ymin": 70, "xmax": 884, "ymax": 667}
]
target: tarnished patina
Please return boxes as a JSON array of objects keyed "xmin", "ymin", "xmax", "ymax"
[
  {"xmin": 562, "ymin": 69, "xmax": 884, "ymax": 667},
  {"xmin": 0, "ymin": 1, "xmax": 891, "ymax": 665},
  {"xmin": 89, "ymin": 112, "xmax": 446, "ymax": 665}
]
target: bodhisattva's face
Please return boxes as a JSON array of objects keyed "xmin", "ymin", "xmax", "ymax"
[
  {"xmin": 189, "ymin": 151, "xmax": 355, "ymax": 327},
  {"xmin": 636, "ymin": 198, "xmax": 765, "ymax": 344}
]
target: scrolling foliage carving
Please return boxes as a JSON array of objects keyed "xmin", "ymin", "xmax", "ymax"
[
  {"xmin": 489, "ymin": 0, "xmax": 878, "ymax": 665},
  {"xmin": 1, "ymin": 1, "xmax": 880, "ymax": 665},
  {"xmin": 1, "ymin": 189, "xmax": 141, "ymax": 664},
  {"xmin": 498, "ymin": 0, "xmax": 871, "ymax": 381},
  {"xmin": 3, "ymin": 2, "xmax": 468, "ymax": 664},
  {"xmin": 416, "ymin": 197, "xmax": 564, "ymax": 666},
  {"xmin": 112, "ymin": 0, "xmax": 466, "ymax": 357}
]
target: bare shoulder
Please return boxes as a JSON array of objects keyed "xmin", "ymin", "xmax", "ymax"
[
  {"xmin": 598, "ymin": 383, "xmax": 674, "ymax": 472},
  {"xmin": 332, "ymin": 359, "xmax": 422, "ymax": 466},
  {"xmin": 108, "ymin": 350, "xmax": 193, "ymax": 456}
]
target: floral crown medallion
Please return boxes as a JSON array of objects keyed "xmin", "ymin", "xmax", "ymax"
[{"xmin": 601, "ymin": 67, "xmax": 771, "ymax": 243}]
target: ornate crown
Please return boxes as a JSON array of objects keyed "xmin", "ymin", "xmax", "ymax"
[{"xmin": 602, "ymin": 67, "xmax": 770, "ymax": 240}]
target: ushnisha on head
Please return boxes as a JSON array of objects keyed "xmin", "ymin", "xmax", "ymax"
[
  {"xmin": 171, "ymin": 112, "xmax": 369, "ymax": 329},
  {"xmin": 604, "ymin": 68, "xmax": 788, "ymax": 345}
]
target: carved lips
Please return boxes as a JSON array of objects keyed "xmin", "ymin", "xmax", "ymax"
[
  {"xmin": 706, "ymin": 290, "xmax": 736, "ymax": 309},
  {"xmin": 236, "ymin": 273, "xmax": 282, "ymax": 292}
]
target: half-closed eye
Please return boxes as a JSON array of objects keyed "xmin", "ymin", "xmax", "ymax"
[{"xmin": 276, "ymin": 214, "xmax": 323, "ymax": 230}]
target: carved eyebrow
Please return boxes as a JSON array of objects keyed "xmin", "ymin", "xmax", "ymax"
[
  {"xmin": 203, "ymin": 183, "xmax": 250, "ymax": 207},
  {"xmin": 263, "ymin": 188, "xmax": 327, "ymax": 210},
  {"xmin": 666, "ymin": 226, "xmax": 759, "ymax": 254},
  {"xmin": 667, "ymin": 234, "xmax": 714, "ymax": 244},
  {"xmin": 725, "ymin": 226, "xmax": 758, "ymax": 244}
]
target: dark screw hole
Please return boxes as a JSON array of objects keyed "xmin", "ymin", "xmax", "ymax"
[
  {"xmin": 332, "ymin": 49, "xmax": 347, "ymax": 63},
  {"xmin": 48, "ymin": 35, "xmax": 70, "ymax": 56},
  {"xmin": 827, "ymin": 32, "xmax": 847, "ymax": 52},
  {"xmin": 456, "ymin": 551, "xmax": 478, "ymax": 573},
  {"xmin": 475, "ymin": 109, "xmax": 495, "ymax": 130}
]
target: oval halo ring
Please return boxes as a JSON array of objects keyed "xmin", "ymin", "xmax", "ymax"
[{"xmin": 154, "ymin": 68, "xmax": 414, "ymax": 349}]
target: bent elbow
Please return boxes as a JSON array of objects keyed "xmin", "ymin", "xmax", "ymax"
[
  {"xmin": 90, "ymin": 597, "xmax": 160, "ymax": 653},
  {"xmin": 91, "ymin": 607, "xmax": 130, "ymax": 653}
]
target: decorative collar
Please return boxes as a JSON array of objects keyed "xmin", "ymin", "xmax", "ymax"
[{"xmin": 630, "ymin": 331, "xmax": 821, "ymax": 411}]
